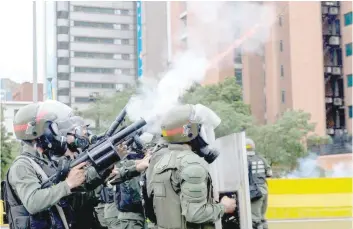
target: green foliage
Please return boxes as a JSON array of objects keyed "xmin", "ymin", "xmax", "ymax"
[
  {"xmin": 307, "ymin": 134, "xmax": 333, "ymax": 147},
  {"xmin": 81, "ymin": 88, "xmax": 135, "ymax": 133},
  {"xmin": 0, "ymin": 106, "xmax": 15, "ymax": 179},
  {"xmin": 182, "ymin": 77, "xmax": 253, "ymax": 137},
  {"xmin": 247, "ymin": 110, "xmax": 316, "ymax": 175}
]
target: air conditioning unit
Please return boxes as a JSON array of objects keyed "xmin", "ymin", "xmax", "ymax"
[
  {"xmin": 327, "ymin": 128, "xmax": 334, "ymax": 134},
  {"xmin": 332, "ymin": 67, "xmax": 341, "ymax": 75},
  {"xmin": 333, "ymin": 98, "xmax": 343, "ymax": 105},
  {"xmin": 324, "ymin": 66, "xmax": 332, "ymax": 73},
  {"xmin": 329, "ymin": 36, "xmax": 340, "ymax": 45},
  {"xmin": 325, "ymin": 97, "xmax": 333, "ymax": 103},
  {"xmin": 329, "ymin": 7, "xmax": 339, "ymax": 15}
]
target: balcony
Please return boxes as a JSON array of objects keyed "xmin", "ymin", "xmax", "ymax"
[
  {"xmin": 57, "ymin": 19, "xmax": 69, "ymax": 27},
  {"xmin": 57, "ymin": 34, "xmax": 69, "ymax": 42},
  {"xmin": 58, "ymin": 95, "xmax": 70, "ymax": 104},
  {"xmin": 333, "ymin": 98, "xmax": 343, "ymax": 106},
  {"xmin": 325, "ymin": 97, "xmax": 333, "ymax": 103},
  {"xmin": 58, "ymin": 80, "xmax": 70, "ymax": 88},
  {"xmin": 324, "ymin": 35, "xmax": 340, "ymax": 46},
  {"xmin": 326, "ymin": 128, "xmax": 334, "ymax": 135},
  {"xmin": 57, "ymin": 50, "xmax": 69, "ymax": 57},
  {"xmin": 322, "ymin": 6, "xmax": 339, "ymax": 16},
  {"xmin": 332, "ymin": 67, "xmax": 342, "ymax": 75},
  {"xmin": 58, "ymin": 65, "xmax": 70, "ymax": 73}
]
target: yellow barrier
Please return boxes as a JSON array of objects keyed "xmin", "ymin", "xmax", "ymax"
[
  {"xmin": 267, "ymin": 178, "xmax": 353, "ymax": 220},
  {"xmin": 0, "ymin": 200, "xmax": 3, "ymax": 225}
]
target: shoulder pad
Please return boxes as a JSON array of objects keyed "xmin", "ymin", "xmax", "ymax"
[
  {"xmin": 179, "ymin": 152, "xmax": 207, "ymax": 170},
  {"xmin": 180, "ymin": 162, "xmax": 208, "ymax": 184}
]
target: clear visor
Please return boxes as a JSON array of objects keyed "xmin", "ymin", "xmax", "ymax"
[{"xmin": 190, "ymin": 104, "xmax": 221, "ymax": 146}]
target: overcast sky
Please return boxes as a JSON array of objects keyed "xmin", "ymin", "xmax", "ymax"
[{"xmin": 0, "ymin": 2, "xmax": 45, "ymax": 84}]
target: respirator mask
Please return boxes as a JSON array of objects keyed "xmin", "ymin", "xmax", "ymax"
[
  {"xmin": 35, "ymin": 121, "xmax": 68, "ymax": 157},
  {"xmin": 67, "ymin": 125, "xmax": 97, "ymax": 152},
  {"xmin": 189, "ymin": 104, "xmax": 221, "ymax": 164}
]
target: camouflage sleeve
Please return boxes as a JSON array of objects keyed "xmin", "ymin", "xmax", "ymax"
[
  {"xmin": 179, "ymin": 154, "xmax": 225, "ymax": 224},
  {"xmin": 81, "ymin": 166, "xmax": 108, "ymax": 191},
  {"xmin": 8, "ymin": 159, "xmax": 71, "ymax": 214},
  {"xmin": 109, "ymin": 161, "xmax": 140, "ymax": 185}
]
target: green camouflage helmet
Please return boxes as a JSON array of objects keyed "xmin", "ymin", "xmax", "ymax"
[
  {"xmin": 13, "ymin": 100, "xmax": 73, "ymax": 141},
  {"xmin": 160, "ymin": 104, "xmax": 200, "ymax": 143},
  {"xmin": 246, "ymin": 138, "xmax": 255, "ymax": 151}
]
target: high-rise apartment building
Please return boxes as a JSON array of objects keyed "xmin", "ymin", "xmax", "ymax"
[
  {"xmin": 167, "ymin": 1, "xmax": 352, "ymax": 136},
  {"xmin": 46, "ymin": 1, "xmax": 138, "ymax": 110}
]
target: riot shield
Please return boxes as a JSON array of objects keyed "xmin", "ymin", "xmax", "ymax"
[{"xmin": 209, "ymin": 132, "xmax": 252, "ymax": 229}]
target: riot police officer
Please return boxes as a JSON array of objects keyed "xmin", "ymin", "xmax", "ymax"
[
  {"xmin": 246, "ymin": 138, "xmax": 272, "ymax": 229},
  {"xmin": 146, "ymin": 104, "xmax": 236, "ymax": 229},
  {"xmin": 3, "ymin": 101, "xmax": 88, "ymax": 229}
]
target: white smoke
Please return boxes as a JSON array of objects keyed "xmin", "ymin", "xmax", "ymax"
[
  {"xmin": 127, "ymin": 2, "xmax": 276, "ymax": 132},
  {"xmin": 285, "ymin": 153, "xmax": 353, "ymax": 178}
]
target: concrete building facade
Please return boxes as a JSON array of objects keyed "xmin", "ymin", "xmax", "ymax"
[
  {"xmin": 12, "ymin": 82, "xmax": 43, "ymax": 102},
  {"xmin": 1, "ymin": 101, "xmax": 32, "ymax": 138},
  {"xmin": 47, "ymin": 1, "xmax": 138, "ymax": 110},
  {"xmin": 167, "ymin": 1, "xmax": 352, "ymax": 136}
]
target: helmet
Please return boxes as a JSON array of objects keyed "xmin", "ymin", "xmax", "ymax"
[
  {"xmin": 58, "ymin": 115, "xmax": 97, "ymax": 152},
  {"xmin": 161, "ymin": 104, "xmax": 221, "ymax": 164},
  {"xmin": 246, "ymin": 138, "xmax": 255, "ymax": 151},
  {"xmin": 13, "ymin": 100, "xmax": 73, "ymax": 155}
]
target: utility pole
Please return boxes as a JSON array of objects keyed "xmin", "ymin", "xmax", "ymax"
[{"xmin": 33, "ymin": 1, "xmax": 38, "ymax": 102}]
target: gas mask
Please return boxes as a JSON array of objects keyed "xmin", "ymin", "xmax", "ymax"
[
  {"xmin": 36, "ymin": 122, "xmax": 68, "ymax": 157},
  {"xmin": 67, "ymin": 125, "xmax": 97, "ymax": 152},
  {"xmin": 189, "ymin": 125, "xmax": 220, "ymax": 164},
  {"xmin": 188, "ymin": 104, "xmax": 222, "ymax": 164}
]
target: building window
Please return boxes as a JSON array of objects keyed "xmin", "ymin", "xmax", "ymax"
[
  {"xmin": 120, "ymin": 9, "xmax": 130, "ymax": 15},
  {"xmin": 75, "ymin": 97, "xmax": 91, "ymax": 103},
  {"xmin": 279, "ymin": 16, "xmax": 282, "ymax": 26},
  {"xmin": 349, "ymin": 106, "xmax": 353, "ymax": 118},
  {"xmin": 348, "ymin": 74, "xmax": 353, "ymax": 87},
  {"xmin": 57, "ymin": 11, "xmax": 69, "ymax": 19},
  {"xmin": 281, "ymin": 90, "xmax": 286, "ymax": 103},
  {"xmin": 74, "ymin": 52, "xmax": 114, "ymax": 59},
  {"xmin": 73, "ymin": 21, "xmax": 115, "ymax": 29},
  {"xmin": 74, "ymin": 67, "xmax": 115, "ymax": 74},
  {"xmin": 74, "ymin": 36, "xmax": 115, "ymax": 44},
  {"xmin": 73, "ymin": 6, "xmax": 115, "ymax": 14},
  {"xmin": 57, "ymin": 42, "xmax": 69, "ymax": 49},
  {"xmin": 57, "ymin": 73, "xmax": 70, "ymax": 80},
  {"xmin": 235, "ymin": 68, "xmax": 242, "ymax": 86},
  {"xmin": 58, "ymin": 57, "xmax": 69, "ymax": 65},
  {"xmin": 344, "ymin": 12, "xmax": 352, "ymax": 26},
  {"xmin": 280, "ymin": 65, "xmax": 284, "ymax": 77},
  {"xmin": 122, "ymin": 54, "xmax": 130, "ymax": 60},
  {"xmin": 121, "ymin": 24, "xmax": 130, "ymax": 30},
  {"xmin": 280, "ymin": 40, "xmax": 283, "ymax": 52},
  {"xmin": 74, "ymin": 82, "xmax": 115, "ymax": 89},
  {"xmin": 57, "ymin": 88, "xmax": 70, "ymax": 96},
  {"xmin": 122, "ymin": 39, "xmax": 130, "ymax": 45},
  {"xmin": 57, "ymin": 26, "xmax": 69, "ymax": 34},
  {"xmin": 345, "ymin": 43, "xmax": 352, "ymax": 56}
]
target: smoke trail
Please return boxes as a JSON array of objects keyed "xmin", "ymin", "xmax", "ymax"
[{"xmin": 127, "ymin": 2, "xmax": 275, "ymax": 132}]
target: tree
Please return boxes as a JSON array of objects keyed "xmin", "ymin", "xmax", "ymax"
[
  {"xmin": 81, "ymin": 88, "xmax": 135, "ymax": 133},
  {"xmin": 0, "ymin": 106, "xmax": 14, "ymax": 179},
  {"xmin": 182, "ymin": 77, "xmax": 253, "ymax": 137},
  {"xmin": 247, "ymin": 110, "xmax": 316, "ymax": 176}
]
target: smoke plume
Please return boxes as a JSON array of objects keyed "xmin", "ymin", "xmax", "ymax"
[
  {"xmin": 127, "ymin": 2, "xmax": 275, "ymax": 132},
  {"xmin": 286, "ymin": 153, "xmax": 353, "ymax": 178}
]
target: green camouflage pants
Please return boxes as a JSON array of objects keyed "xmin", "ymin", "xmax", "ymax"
[
  {"xmin": 95, "ymin": 203, "xmax": 120, "ymax": 229},
  {"xmin": 251, "ymin": 193, "xmax": 268, "ymax": 229}
]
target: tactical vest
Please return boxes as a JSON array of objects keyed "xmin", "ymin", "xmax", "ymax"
[
  {"xmin": 248, "ymin": 155, "xmax": 266, "ymax": 185},
  {"xmin": 2, "ymin": 153, "xmax": 75, "ymax": 229},
  {"xmin": 147, "ymin": 149, "xmax": 214, "ymax": 229},
  {"xmin": 99, "ymin": 186, "xmax": 115, "ymax": 204},
  {"xmin": 115, "ymin": 160, "xmax": 143, "ymax": 213}
]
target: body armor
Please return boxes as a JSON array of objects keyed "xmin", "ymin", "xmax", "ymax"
[
  {"xmin": 2, "ymin": 153, "xmax": 75, "ymax": 229},
  {"xmin": 115, "ymin": 160, "xmax": 143, "ymax": 213},
  {"xmin": 247, "ymin": 155, "xmax": 267, "ymax": 185},
  {"xmin": 99, "ymin": 187, "xmax": 115, "ymax": 204},
  {"xmin": 147, "ymin": 148, "xmax": 214, "ymax": 229}
]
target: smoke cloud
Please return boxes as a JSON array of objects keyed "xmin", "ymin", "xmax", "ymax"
[
  {"xmin": 127, "ymin": 2, "xmax": 275, "ymax": 132},
  {"xmin": 285, "ymin": 153, "xmax": 353, "ymax": 178}
]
